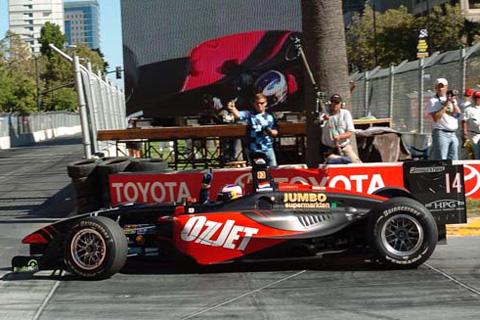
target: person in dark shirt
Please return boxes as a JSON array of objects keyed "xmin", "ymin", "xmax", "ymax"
[{"xmin": 228, "ymin": 93, "xmax": 279, "ymax": 167}]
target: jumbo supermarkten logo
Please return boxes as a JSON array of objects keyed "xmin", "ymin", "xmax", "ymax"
[{"xmin": 283, "ymin": 192, "xmax": 335, "ymax": 209}]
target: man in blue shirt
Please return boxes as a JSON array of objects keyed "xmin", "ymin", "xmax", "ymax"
[{"xmin": 228, "ymin": 93, "xmax": 279, "ymax": 166}]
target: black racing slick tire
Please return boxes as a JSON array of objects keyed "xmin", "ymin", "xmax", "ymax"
[
  {"xmin": 67, "ymin": 159, "xmax": 99, "ymax": 179},
  {"xmin": 367, "ymin": 197, "xmax": 437, "ymax": 269},
  {"xmin": 98, "ymin": 157, "xmax": 132, "ymax": 207},
  {"xmin": 64, "ymin": 217, "xmax": 127, "ymax": 279},
  {"xmin": 126, "ymin": 158, "xmax": 169, "ymax": 172}
]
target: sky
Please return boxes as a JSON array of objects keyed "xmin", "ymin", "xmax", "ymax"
[{"xmin": 0, "ymin": 0, "xmax": 124, "ymax": 87}]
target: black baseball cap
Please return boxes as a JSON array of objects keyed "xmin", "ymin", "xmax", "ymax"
[{"xmin": 330, "ymin": 94, "xmax": 343, "ymax": 104}]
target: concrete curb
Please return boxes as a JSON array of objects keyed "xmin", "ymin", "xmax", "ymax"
[{"xmin": 447, "ymin": 217, "xmax": 480, "ymax": 236}]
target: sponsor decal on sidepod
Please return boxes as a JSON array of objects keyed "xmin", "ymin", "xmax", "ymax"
[{"xmin": 181, "ymin": 216, "xmax": 259, "ymax": 250}]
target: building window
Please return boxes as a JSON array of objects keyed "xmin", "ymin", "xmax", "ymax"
[{"xmin": 24, "ymin": 5, "xmax": 32, "ymax": 9}]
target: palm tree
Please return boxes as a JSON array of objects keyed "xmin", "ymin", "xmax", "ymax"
[{"xmin": 301, "ymin": 0, "xmax": 350, "ymax": 168}]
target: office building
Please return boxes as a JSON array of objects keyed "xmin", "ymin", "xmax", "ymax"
[
  {"xmin": 8, "ymin": 0, "xmax": 65, "ymax": 53},
  {"xmin": 64, "ymin": 0, "xmax": 100, "ymax": 49}
]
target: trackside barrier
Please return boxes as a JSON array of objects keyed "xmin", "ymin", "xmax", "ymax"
[
  {"xmin": 108, "ymin": 161, "xmax": 480, "ymax": 205},
  {"xmin": 49, "ymin": 44, "xmax": 126, "ymax": 159},
  {"xmin": 0, "ymin": 112, "xmax": 81, "ymax": 149}
]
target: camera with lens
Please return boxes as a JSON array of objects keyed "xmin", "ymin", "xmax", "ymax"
[{"xmin": 447, "ymin": 89, "xmax": 459, "ymax": 97}]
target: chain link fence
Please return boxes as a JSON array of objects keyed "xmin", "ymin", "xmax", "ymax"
[
  {"xmin": 50, "ymin": 44, "xmax": 126, "ymax": 158},
  {"xmin": 350, "ymin": 43, "xmax": 480, "ymax": 134}
]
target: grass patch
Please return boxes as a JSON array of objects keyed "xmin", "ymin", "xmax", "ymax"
[{"xmin": 467, "ymin": 199, "xmax": 480, "ymax": 218}]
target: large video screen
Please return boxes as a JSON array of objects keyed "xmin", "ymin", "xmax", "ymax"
[{"xmin": 121, "ymin": 0, "xmax": 302, "ymax": 118}]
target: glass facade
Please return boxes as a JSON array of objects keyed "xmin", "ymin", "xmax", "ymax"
[{"xmin": 64, "ymin": 1, "xmax": 100, "ymax": 49}]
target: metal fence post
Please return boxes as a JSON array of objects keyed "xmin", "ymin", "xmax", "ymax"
[
  {"xmin": 104, "ymin": 75, "xmax": 116, "ymax": 129},
  {"xmin": 86, "ymin": 61, "xmax": 99, "ymax": 153},
  {"xmin": 388, "ymin": 63, "xmax": 395, "ymax": 119},
  {"xmin": 97, "ymin": 70, "xmax": 111, "ymax": 129},
  {"xmin": 116, "ymin": 85, "xmax": 125, "ymax": 128},
  {"xmin": 364, "ymin": 71, "xmax": 369, "ymax": 117},
  {"xmin": 94, "ymin": 70, "xmax": 106, "ymax": 131},
  {"xmin": 113, "ymin": 86, "xmax": 121, "ymax": 129},
  {"xmin": 73, "ymin": 55, "xmax": 92, "ymax": 158},
  {"xmin": 460, "ymin": 46, "xmax": 466, "ymax": 97},
  {"xmin": 418, "ymin": 58, "xmax": 425, "ymax": 134}
]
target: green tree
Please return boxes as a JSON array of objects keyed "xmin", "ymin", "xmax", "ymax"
[
  {"xmin": 75, "ymin": 45, "xmax": 107, "ymax": 73},
  {"xmin": 346, "ymin": 3, "xmax": 477, "ymax": 70},
  {"xmin": 0, "ymin": 69, "xmax": 36, "ymax": 113},
  {"xmin": 3, "ymin": 31, "xmax": 34, "ymax": 77},
  {"xmin": 377, "ymin": 6, "xmax": 417, "ymax": 67},
  {"xmin": 347, "ymin": 5, "xmax": 417, "ymax": 70},
  {"xmin": 41, "ymin": 85, "xmax": 77, "ymax": 112},
  {"xmin": 39, "ymin": 22, "xmax": 67, "ymax": 59},
  {"xmin": 346, "ymin": 5, "xmax": 377, "ymax": 71},
  {"xmin": 92, "ymin": 48, "xmax": 109, "ymax": 72},
  {"xmin": 0, "ymin": 31, "xmax": 37, "ymax": 113},
  {"xmin": 417, "ymin": 3, "xmax": 464, "ymax": 53}
]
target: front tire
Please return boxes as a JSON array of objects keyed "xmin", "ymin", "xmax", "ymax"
[
  {"xmin": 64, "ymin": 216, "xmax": 127, "ymax": 279},
  {"xmin": 368, "ymin": 197, "xmax": 437, "ymax": 269}
]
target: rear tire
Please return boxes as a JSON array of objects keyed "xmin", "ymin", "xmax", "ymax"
[
  {"xmin": 64, "ymin": 216, "xmax": 127, "ymax": 279},
  {"xmin": 367, "ymin": 197, "xmax": 437, "ymax": 269}
]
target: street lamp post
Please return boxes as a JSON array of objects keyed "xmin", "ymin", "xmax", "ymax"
[
  {"xmin": 33, "ymin": 53, "xmax": 41, "ymax": 110},
  {"xmin": 373, "ymin": 1, "xmax": 378, "ymax": 66},
  {"xmin": 426, "ymin": 0, "xmax": 431, "ymax": 53},
  {"xmin": 365, "ymin": 0, "xmax": 378, "ymax": 66}
]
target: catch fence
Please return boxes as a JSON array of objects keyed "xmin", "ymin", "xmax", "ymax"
[{"xmin": 350, "ymin": 42, "xmax": 480, "ymax": 134}]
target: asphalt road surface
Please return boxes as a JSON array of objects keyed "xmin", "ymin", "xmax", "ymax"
[{"xmin": 0, "ymin": 137, "xmax": 479, "ymax": 320}]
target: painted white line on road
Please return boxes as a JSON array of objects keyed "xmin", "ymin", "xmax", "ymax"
[
  {"xmin": 32, "ymin": 270, "xmax": 63, "ymax": 320},
  {"xmin": 180, "ymin": 270, "xmax": 307, "ymax": 320},
  {"xmin": 426, "ymin": 263, "xmax": 480, "ymax": 296}
]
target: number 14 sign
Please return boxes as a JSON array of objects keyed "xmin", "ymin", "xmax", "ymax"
[{"xmin": 403, "ymin": 161, "xmax": 467, "ymax": 224}]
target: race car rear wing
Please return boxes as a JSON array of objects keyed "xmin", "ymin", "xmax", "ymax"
[{"xmin": 403, "ymin": 160, "xmax": 467, "ymax": 225}]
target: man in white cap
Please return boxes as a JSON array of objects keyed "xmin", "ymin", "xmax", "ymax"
[{"xmin": 427, "ymin": 78, "xmax": 461, "ymax": 160}]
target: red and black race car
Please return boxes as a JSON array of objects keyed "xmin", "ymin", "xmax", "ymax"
[{"xmin": 12, "ymin": 159, "xmax": 467, "ymax": 279}]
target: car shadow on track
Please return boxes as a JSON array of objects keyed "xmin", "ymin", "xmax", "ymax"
[
  {"xmin": 121, "ymin": 253, "xmax": 386, "ymax": 275},
  {"xmin": 0, "ymin": 252, "xmax": 388, "ymax": 282}
]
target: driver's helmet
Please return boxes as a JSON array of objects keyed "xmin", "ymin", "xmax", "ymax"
[
  {"xmin": 217, "ymin": 184, "xmax": 243, "ymax": 202},
  {"xmin": 255, "ymin": 70, "xmax": 287, "ymax": 107}
]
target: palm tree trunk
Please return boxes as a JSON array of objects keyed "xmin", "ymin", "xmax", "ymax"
[{"xmin": 301, "ymin": 0, "xmax": 350, "ymax": 168}]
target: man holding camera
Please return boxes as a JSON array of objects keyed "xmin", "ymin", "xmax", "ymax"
[
  {"xmin": 427, "ymin": 78, "xmax": 462, "ymax": 160},
  {"xmin": 228, "ymin": 93, "xmax": 279, "ymax": 166},
  {"xmin": 321, "ymin": 94, "xmax": 362, "ymax": 163}
]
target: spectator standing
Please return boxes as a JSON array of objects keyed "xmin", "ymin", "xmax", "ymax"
[
  {"xmin": 427, "ymin": 78, "xmax": 461, "ymax": 160},
  {"xmin": 228, "ymin": 93, "xmax": 279, "ymax": 167},
  {"xmin": 321, "ymin": 94, "xmax": 362, "ymax": 163},
  {"xmin": 126, "ymin": 118, "xmax": 143, "ymax": 158},
  {"xmin": 159, "ymin": 141, "xmax": 174, "ymax": 162},
  {"xmin": 462, "ymin": 91, "xmax": 480, "ymax": 159},
  {"xmin": 461, "ymin": 89, "xmax": 474, "ymax": 112}
]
